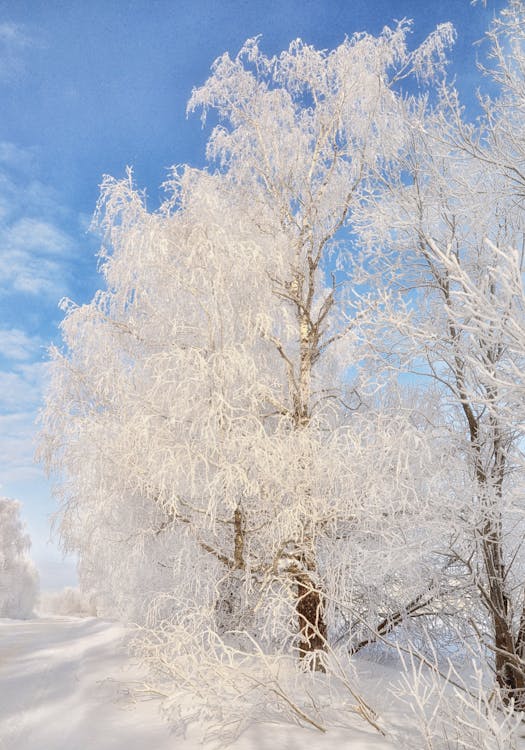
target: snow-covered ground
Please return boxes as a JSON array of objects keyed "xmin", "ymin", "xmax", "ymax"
[
  {"xmin": 0, "ymin": 616, "xmax": 399, "ymax": 750},
  {"xmin": 0, "ymin": 617, "xmax": 176, "ymax": 750},
  {"xmin": 7, "ymin": 616, "xmax": 525, "ymax": 750}
]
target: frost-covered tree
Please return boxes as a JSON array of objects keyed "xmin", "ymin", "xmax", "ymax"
[
  {"xmin": 0, "ymin": 498, "xmax": 38, "ymax": 619},
  {"xmin": 362, "ymin": 22, "xmax": 525, "ymax": 703},
  {"xmin": 448, "ymin": 5, "xmax": 525, "ymax": 705},
  {"xmin": 40, "ymin": 22, "xmax": 457, "ymax": 736}
]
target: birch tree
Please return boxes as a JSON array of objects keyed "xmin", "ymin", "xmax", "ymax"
[
  {"xmin": 40, "ymin": 23, "xmax": 456, "ymax": 734},
  {"xmin": 450, "ymin": 4, "xmax": 525, "ymax": 705},
  {"xmin": 364, "ymin": 54, "xmax": 525, "ymax": 703},
  {"xmin": 184, "ymin": 27, "xmax": 456, "ymax": 667}
]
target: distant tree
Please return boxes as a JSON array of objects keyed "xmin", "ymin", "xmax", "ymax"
[
  {"xmin": 0, "ymin": 498, "xmax": 38, "ymax": 619},
  {"xmin": 37, "ymin": 586, "xmax": 97, "ymax": 617}
]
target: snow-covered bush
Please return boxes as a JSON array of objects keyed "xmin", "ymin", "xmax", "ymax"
[{"xmin": 0, "ymin": 498, "xmax": 39, "ymax": 619}]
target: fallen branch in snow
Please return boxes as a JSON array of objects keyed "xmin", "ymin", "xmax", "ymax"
[{"xmin": 350, "ymin": 588, "xmax": 435, "ymax": 655}]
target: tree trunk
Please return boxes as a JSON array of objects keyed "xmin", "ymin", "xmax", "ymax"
[
  {"xmin": 214, "ymin": 504, "xmax": 248, "ymax": 633},
  {"xmin": 295, "ymin": 557, "xmax": 327, "ymax": 672},
  {"xmin": 493, "ymin": 618, "xmax": 525, "ymax": 707},
  {"xmin": 482, "ymin": 521, "xmax": 525, "ymax": 707}
]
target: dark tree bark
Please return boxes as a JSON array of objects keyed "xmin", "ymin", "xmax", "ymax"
[{"xmin": 295, "ymin": 559, "xmax": 327, "ymax": 672}]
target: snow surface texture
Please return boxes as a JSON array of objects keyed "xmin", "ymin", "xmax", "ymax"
[
  {"xmin": 0, "ymin": 616, "xmax": 402, "ymax": 750},
  {"xmin": 0, "ymin": 617, "xmax": 175, "ymax": 750}
]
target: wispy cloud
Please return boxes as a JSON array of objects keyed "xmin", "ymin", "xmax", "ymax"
[
  {"xmin": 0, "ymin": 143, "xmax": 76, "ymax": 298},
  {"xmin": 0, "ymin": 136, "xmax": 93, "ymax": 542},
  {"xmin": 0, "ymin": 22, "xmax": 32, "ymax": 82},
  {"xmin": 0, "ymin": 22, "xmax": 29, "ymax": 45},
  {"xmin": 0, "ymin": 328, "xmax": 43, "ymax": 361},
  {"xmin": 0, "ymin": 144, "xmax": 68, "ymax": 219},
  {"xmin": 0, "ymin": 247, "xmax": 66, "ymax": 297},
  {"xmin": 0, "ymin": 360, "xmax": 48, "ymax": 413},
  {"xmin": 0, "ymin": 142, "xmax": 36, "ymax": 173},
  {"xmin": 5, "ymin": 217, "xmax": 73, "ymax": 256}
]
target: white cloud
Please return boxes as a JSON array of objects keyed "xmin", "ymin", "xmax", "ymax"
[
  {"xmin": 0, "ymin": 140, "xmax": 85, "ymax": 492},
  {"xmin": 5, "ymin": 217, "xmax": 73, "ymax": 256},
  {"xmin": 0, "ymin": 363, "xmax": 47, "ymax": 413},
  {"xmin": 0, "ymin": 171, "xmax": 19, "ymax": 220},
  {"xmin": 0, "ymin": 143, "xmax": 77, "ymax": 298},
  {"xmin": 0, "ymin": 141, "xmax": 36, "ymax": 173},
  {"xmin": 0, "ymin": 328, "xmax": 42, "ymax": 361},
  {"xmin": 0, "ymin": 247, "xmax": 65, "ymax": 297},
  {"xmin": 0, "ymin": 155, "xmax": 69, "ymax": 223}
]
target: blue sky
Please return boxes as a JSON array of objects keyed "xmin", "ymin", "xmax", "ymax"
[{"xmin": 0, "ymin": 0, "xmax": 506, "ymax": 589}]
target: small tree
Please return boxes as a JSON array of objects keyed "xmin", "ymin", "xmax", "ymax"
[{"xmin": 0, "ymin": 498, "xmax": 38, "ymax": 619}]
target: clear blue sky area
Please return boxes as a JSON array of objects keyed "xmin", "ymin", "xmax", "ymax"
[{"xmin": 0, "ymin": 0, "xmax": 506, "ymax": 588}]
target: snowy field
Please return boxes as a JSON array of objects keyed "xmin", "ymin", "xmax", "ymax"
[{"xmin": 0, "ymin": 616, "xmax": 401, "ymax": 750}]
